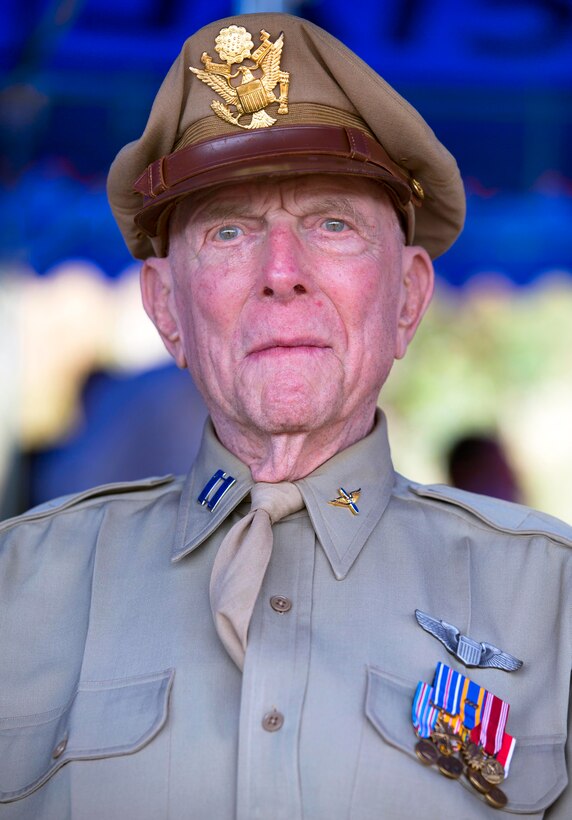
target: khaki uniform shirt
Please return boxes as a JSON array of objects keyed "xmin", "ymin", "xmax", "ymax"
[{"xmin": 0, "ymin": 414, "xmax": 571, "ymax": 819}]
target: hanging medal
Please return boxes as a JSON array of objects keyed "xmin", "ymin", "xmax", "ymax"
[{"xmin": 411, "ymin": 662, "xmax": 516, "ymax": 810}]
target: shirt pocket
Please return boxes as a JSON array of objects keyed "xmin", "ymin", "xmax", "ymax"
[
  {"xmin": 365, "ymin": 664, "xmax": 568, "ymax": 815},
  {"xmin": 0, "ymin": 668, "xmax": 174, "ymax": 804}
]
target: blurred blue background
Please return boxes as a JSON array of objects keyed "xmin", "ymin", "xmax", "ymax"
[{"xmin": 1, "ymin": 0, "xmax": 572, "ymax": 284}]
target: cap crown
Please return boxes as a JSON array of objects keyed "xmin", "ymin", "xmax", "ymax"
[{"xmin": 107, "ymin": 13, "xmax": 465, "ymax": 260}]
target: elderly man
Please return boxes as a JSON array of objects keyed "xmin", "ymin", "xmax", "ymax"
[{"xmin": 1, "ymin": 12, "xmax": 571, "ymax": 820}]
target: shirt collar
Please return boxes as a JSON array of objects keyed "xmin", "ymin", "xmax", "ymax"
[
  {"xmin": 172, "ymin": 411, "xmax": 395, "ymax": 579},
  {"xmin": 296, "ymin": 411, "xmax": 395, "ymax": 579},
  {"xmin": 172, "ymin": 418, "xmax": 253, "ymax": 563}
]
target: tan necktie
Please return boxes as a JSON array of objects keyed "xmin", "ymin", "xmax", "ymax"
[{"xmin": 209, "ymin": 482, "xmax": 304, "ymax": 669}]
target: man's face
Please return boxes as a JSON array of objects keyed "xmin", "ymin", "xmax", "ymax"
[{"xmin": 143, "ymin": 175, "xmax": 432, "ymax": 439}]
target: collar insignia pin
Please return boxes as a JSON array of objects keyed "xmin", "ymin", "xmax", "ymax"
[
  {"xmin": 190, "ymin": 26, "xmax": 290, "ymax": 130},
  {"xmin": 415, "ymin": 610, "xmax": 523, "ymax": 672},
  {"xmin": 329, "ymin": 487, "xmax": 361, "ymax": 515},
  {"xmin": 198, "ymin": 469, "xmax": 237, "ymax": 512}
]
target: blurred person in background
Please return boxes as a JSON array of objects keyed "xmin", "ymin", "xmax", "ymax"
[
  {"xmin": 0, "ymin": 12, "xmax": 571, "ymax": 820},
  {"xmin": 446, "ymin": 432, "xmax": 523, "ymax": 504},
  {"xmin": 22, "ymin": 365, "xmax": 208, "ymax": 510}
]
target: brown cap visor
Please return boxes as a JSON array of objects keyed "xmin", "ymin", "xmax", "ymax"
[{"xmin": 133, "ymin": 124, "xmax": 419, "ymax": 240}]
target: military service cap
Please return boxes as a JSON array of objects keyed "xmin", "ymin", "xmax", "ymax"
[{"xmin": 107, "ymin": 13, "xmax": 466, "ymax": 260}]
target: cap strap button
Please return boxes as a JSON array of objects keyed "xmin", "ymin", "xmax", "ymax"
[{"xmin": 411, "ymin": 177, "xmax": 425, "ymax": 200}]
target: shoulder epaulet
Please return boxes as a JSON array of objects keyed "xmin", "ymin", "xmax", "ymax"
[
  {"xmin": 409, "ymin": 482, "xmax": 572, "ymax": 548},
  {"xmin": 0, "ymin": 475, "xmax": 176, "ymax": 532}
]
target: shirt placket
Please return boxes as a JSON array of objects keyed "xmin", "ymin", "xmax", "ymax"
[{"xmin": 236, "ymin": 511, "xmax": 315, "ymax": 820}]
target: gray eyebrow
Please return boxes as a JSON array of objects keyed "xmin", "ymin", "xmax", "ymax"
[
  {"xmin": 309, "ymin": 196, "xmax": 369, "ymax": 226},
  {"xmin": 191, "ymin": 201, "xmax": 256, "ymax": 223},
  {"xmin": 173, "ymin": 197, "xmax": 256, "ymax": 233}
]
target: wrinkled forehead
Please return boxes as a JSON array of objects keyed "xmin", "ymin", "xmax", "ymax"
[{"xmin": 170, "ymin": 174, "xmax": 404, "ymax": 238}]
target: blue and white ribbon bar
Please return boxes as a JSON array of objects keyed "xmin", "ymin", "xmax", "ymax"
[
  {"xmin": 432, "ymin": 662, "xmax": 465, "ymax": 716},
  {"xmin": 412, "ymin": 681, "xmax": 439, "ymax": 738}
]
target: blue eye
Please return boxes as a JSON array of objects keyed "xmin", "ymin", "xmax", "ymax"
[
  {"xmin": 216, "ymin": 225, "xmax": 243, "ymax": 241},
  {"xmin": 323, "ymin": 219, "xmax": 347, "ymax": 233}
]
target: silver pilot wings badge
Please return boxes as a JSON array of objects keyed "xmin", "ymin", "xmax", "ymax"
[{"xmin": 415, "ymin": 610, "xmax": 523, "ymax": 672}]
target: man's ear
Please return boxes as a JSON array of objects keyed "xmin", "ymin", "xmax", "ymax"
[
  {"xmin": 395, "ymin": 245, "xmax": 434, "ymax": 360},
  {"xmin": 140, "ymin": 256, "xmax": 188, "ymax": 369}
]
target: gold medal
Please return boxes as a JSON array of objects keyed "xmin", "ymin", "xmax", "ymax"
[
  {"xmin": 485, "ymin": 785, "xmax": 509, "ymax": 809},
  {"xmin": 415, "ymin": 739, "xmax": 439, "ymax": 765},
  {"xmin": 437, "ymin": 754, "xmax": 463, "ymax": 779},
  {"xmin": 461, "ymin": 740, "xmax": 484, "ymax": 770},
  {"xmin": 481, "ymin": 757, "xmax": 505, "ymax": 785},
  {"xmin": 431, "ymin": 716, "xmax": 462, "ymax": 756},
  {"xmin": 466, "ymin": 769, "xmax": 491, "ymax": 795}
]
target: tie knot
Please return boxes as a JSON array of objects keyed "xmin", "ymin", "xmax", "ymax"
[{"xmin": 250, "ymin": 481, "xmax": 304, "ymax": 524}]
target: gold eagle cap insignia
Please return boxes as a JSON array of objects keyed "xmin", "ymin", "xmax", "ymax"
[{"xmin": 189, "ymin": 26, "xmax": 290, "ymax": 130}]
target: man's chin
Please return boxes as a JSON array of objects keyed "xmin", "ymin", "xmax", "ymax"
[
  {"xmin": 241, "ymin": 393, "xmax": 341, "ymax": 437},
  {"xmin": 232, "ymin": 365, "xmax": 345, "ymax": 436}
]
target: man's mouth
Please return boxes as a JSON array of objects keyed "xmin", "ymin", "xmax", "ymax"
[{"xmin": 248, "ymin": 339, "xmax": 330, "ymax": 357}]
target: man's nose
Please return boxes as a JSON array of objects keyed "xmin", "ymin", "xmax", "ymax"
[{"xmin": 258, "ymin": 223, "xmax": 309, "ymax": 298}]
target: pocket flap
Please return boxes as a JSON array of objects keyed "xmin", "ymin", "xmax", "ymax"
[
  {"xmin": 0, "ymin": 668, "xmax": 174, "ymax": 803},
  {"xmin": 365, "ymin": 665, "xmax": 568, "ymax": 814}
]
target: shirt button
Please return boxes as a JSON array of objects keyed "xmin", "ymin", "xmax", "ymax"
[
  {"xmin": 262, "ymin": 709, "xmax": 284, "ymax": 732},
  {"xmin": 270, "ymin": 595, "xmax": 292, "ymax": 613},
  {"xmin": 52, "ymin": 734, "xmax": 68, "ymax": 759}
]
